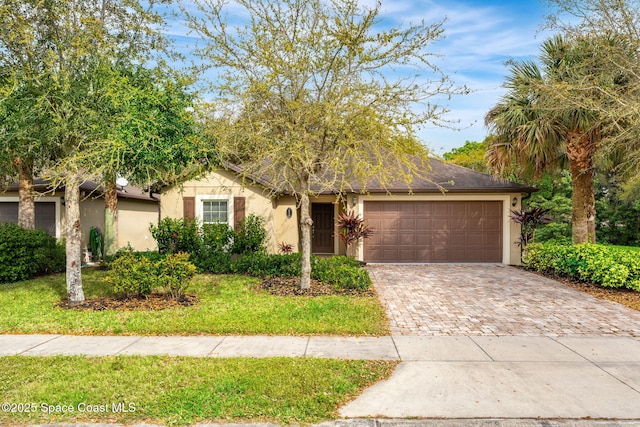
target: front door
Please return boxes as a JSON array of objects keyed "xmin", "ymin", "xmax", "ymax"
[{"xmin": 311, "ymin": 203, "xmax": 334, "ymax": 253}]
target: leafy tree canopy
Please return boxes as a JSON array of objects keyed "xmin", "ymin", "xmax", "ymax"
[{"xmin": 184, "ymin": 0, "xmax": 467, "ymax": 288}]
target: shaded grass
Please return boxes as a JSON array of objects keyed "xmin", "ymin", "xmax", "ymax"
[
  {"xmin": 0, "ymin": 356, "xmax": 397, "ymax": 425},
  {"xmin": 0, "ymin": 269, "xmax": 388, "ymax": 336}
]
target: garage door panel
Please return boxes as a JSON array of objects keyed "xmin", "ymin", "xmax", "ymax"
[
  {"xmin": 399, "ymin": 232, "xmax": 416, "ymax": 245},
  {"xmin": 484, "ymin": 218, "xmax": 501, "ymax": 231},
  {"xmin": 399, "ymin": 218, "xmax": 416, "ymax": 230},
  {"xmin": 450, "ymin": 232, "xmax": 467, "ymax": 246},
  {"xmin": 381, "ymin": 232, "xmax": 398, "ymax": 245},
  {"xmin": 364, "ymin": 201, "xmax": 503, "ymax": 263}
]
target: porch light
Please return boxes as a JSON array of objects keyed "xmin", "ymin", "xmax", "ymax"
[
  {"xmin": 512, "ymin": 197, "xmax": 518, "ymax": 207},
  {"xmin": 352, "ymin": 196, "xmax": 357, "ymax": 207}
]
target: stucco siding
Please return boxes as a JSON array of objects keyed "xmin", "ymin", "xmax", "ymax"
[
  {"xmin": 118, "ymin": 199, "xmax": 158, "ymax": 251},
  {"xmin": 161, "ymin": 169, "xmax": 278, "ymax": 253}
]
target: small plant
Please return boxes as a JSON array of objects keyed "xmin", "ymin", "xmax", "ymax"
[
  {"xmin": 156, "ymin": 253, "xmax": 197, "ymax": 298},
  {"xmin": 232, "ymin": 214, "xmax": 268, "ymax": 254},
  {"xmin": 510, "ymin": 207, "xmax": 552, "ymax": 247},
  {"xmin": 278, "ymin": 242, "xmax": 294, "ymax": 254},
  {"xmin": 336, "ymin": 210, "xmax": 373, "ymax": 256},
  {"xmin": 106, "ymin": 253, "xmax": 157, "ymax": 298},
  {"xmin": 313, "ymin": 256, "xmax": 372, "ymax": 290}
]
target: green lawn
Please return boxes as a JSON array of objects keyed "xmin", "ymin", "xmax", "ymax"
[
  {"xmin": 0, "ymin": 356, "xmax": 396, "ymax": 425},
  {"xmin": 0, "ymin": 268, "xmax": 388, "ymax": 336}
]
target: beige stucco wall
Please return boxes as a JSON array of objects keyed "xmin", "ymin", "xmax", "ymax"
[
  {"xmin": 118, "ymin": 199, "xmax": 158, "ymax": 251},
  {"xmin": 273, "ymin": 195, "xmax": 299, "ymax": 253},
  {"xmin": 351, "ymin": 192, "xmax": 524, "ymax": 265},
  {"xmin": 161, "ymin": 169, "xmax": 279, "ymax": 253}
]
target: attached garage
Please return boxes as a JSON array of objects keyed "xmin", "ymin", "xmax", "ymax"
[{"xmin": 363, "ymin": 200, "xmax": 503, "ymax": 263}]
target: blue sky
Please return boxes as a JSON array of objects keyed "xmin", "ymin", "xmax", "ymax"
[{"xmin": 167, "ymin": 0, "xmax": 554, "ymax": 155}]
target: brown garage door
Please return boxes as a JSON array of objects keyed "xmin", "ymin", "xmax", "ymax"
[{"xmin": 363, "ymin": 201, "xmax": 503, "ymax": 263}]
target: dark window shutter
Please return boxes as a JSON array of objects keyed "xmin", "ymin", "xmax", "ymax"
[
  {"xmin": 234, "ymin": 197, "xmax": 245, "ymax": 230},
  {"xmin": 183, "ymin": 197, "xmax": 195, "ymax": 220}
]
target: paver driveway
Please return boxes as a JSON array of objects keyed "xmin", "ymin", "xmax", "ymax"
[{"xmin": 368, "ymin": 264, "xmax": 640, "ymax": 336}]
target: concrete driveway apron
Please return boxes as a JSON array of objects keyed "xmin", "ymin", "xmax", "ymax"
[
  {"xmin": 339, "ymin": 264, "xmax": 640, "ymax": 420},
  {"xmin": 368, "ymin": 263, "xmax": 640, "ymax": 336}
]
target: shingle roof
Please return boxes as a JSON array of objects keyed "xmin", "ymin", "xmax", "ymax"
[
  {"xmin": 3, "ymin": 179, "xmax": 158, "ymax": 202},
  {"xmin": 328, "ymin": 158, "xmax": 537, "ymax": 194},
  {"xmin": 228, "ymin": 157, "xmax": 536, "ymax": 195}
]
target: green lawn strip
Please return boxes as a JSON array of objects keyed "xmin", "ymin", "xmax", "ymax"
[
  {"xmin": 0, "ymin": 356, "xmax": 396, "ymax": 426},
  {"xmin": 0, "ymin": 269, "xmax": 388, "ymax": 336}
]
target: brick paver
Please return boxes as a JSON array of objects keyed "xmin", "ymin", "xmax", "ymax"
[{"xmin": 368, "ymin": 264, "xmax": 640, "ymax": 336}]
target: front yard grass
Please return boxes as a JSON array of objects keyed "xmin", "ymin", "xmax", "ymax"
[
  {"xmin": 0, "ymin": 268, "xmax": 388, "ymax": 336},
  {"xmin": 0, "ymin": 356, "xmax": 397, "ymax": 426}
]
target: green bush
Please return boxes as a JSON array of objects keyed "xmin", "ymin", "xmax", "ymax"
[
  {"xmin": 313, "ymin": 256, "xmax": 372, "ymax": 290},
  {"xmin": 232, "ymin": 214, "xmax": 268, "ymax": 255},
  {"xmin": 0, "ymin": 223, "xmax": 65, "ymax": 283},
  {"xmin": 192, "ymin": 251, "xmax": 233, "ymax": 274},
  {"xmin": 202, "ymin": 223, "xmax": 234, "ymax": 253},
  {"xmin": 231, "ymin": 252, "xmax": 302, "ymax": 277},
  {"xmin": 523, "ymin": 242, "xmax": 640, "ymax": 291},
  {"xmin": 157, "ymin": 253, "xmax": 197, "ymax": 298},
  {"xmin": 106, "ymin": 253, "xmax": 157, "ymax": 298},
  {"xmin": 106, "ymin": 251, "xmax": 197, "ymax": 299},
  {"xmin": 149, "ymin": 218, "xmax": 201, "ymax": 254}
]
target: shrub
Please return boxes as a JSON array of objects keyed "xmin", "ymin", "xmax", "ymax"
[
  {"xmin": 106, "ymin": 253, "xmax": 157, "ymax": 298},
  {"xmin": 157, "ymin": 253, "xmax": 197, "ymax": 298},
  {"xmin": 232, "ymin": 214, "xmax": 268, "ymax": 255},
  {"xmin": 202, "ymin": 223, "xmax": 234, "ymax": 253},
  {"xmin": 313, "ymin": 256, "xmax": 372, "ymax": 290},
  {"xmin": 523, "ymin": 242, "xmax": 640, "ymax": 290},
  {"xmin": 193, "ymin": 251, "xmax": 233, "ymax": 274},
  {"xmin": 0, "ymin": 223, "xmax": 65, "ymax": 283},
  {"xmin": 231, "ymin": 252, "xmax": 302, "ymax": 277},
  {"xmin": 149, "ymin": 218, "xmax": 201, "ymax": 254}
]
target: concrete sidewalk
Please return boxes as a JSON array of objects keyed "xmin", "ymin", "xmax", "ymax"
[{"xmin": 2, "ymin": 334, "xmax": 640, "ymax": 420}]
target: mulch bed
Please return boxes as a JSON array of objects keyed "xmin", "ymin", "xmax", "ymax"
[
  {"xmin": 528, "ymin": 269, "xmax": 640, "ymax": 311},
  {"xmin": 57, "ymin": 293, "xmax": 199, "ymax": 311},
  {"xmin": 257, "ymin": 276, "xmax": 376, "ymax": 297}
]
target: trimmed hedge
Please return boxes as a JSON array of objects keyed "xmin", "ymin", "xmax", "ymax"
[
  {"xmin": 523, "ymin": 242, "xmax": 640, "ymax": 291},
  {"xmin": 115, "ymin": 249, "xmax": 373, "ymax": 291},
  {"xmin": 0, "ymin": 223, "xmax": 65, "ymax": 283}
]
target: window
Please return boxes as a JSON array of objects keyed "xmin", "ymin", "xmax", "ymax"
[{"xmin": 202, "ymin": 200, "xmax": 228, "ymax": 224}]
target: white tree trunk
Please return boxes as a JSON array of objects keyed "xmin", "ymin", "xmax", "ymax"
[
  {"xmin": 17, "ymin": 159, "xmax": 35, "ymax": 230},
  {"xmin": 300, "ymin": 191, "xmax": 313, "ymax": 290},
  {"xmin": 66, "ymin": 174, "xmax": 85, "ymax": 304},
  {"xmin": 104, "ymin": 179, "xmax": 118, "ymax": 256}
]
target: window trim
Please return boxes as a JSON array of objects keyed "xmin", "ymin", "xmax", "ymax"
[{"xmin": 195, "ymin": 195, "xmax": 234, "ymax": 228}]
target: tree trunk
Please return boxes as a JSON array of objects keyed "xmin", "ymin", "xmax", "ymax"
[
  {"xmin": 566, "ymin": 132, "xmax": 596, "ymax": 244},
  {"xmin": 65, "ymin": 174, "xmax": 85, "ymax": 304},
  {"xmin": 104, "ymin": 178, "xmax": 118, "ymax": 256},
  {"xmin": 299, "ymin": 191, "xmax": 313, "ymax": 290},
  {"xmin": 16, "ymin": 158, "xmax": 35, "ymax": 230}
]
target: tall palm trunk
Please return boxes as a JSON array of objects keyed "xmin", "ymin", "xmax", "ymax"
[
  {"xmin": 65, "ymin": 173, "xmax": 85, "ymax": 304},
  {"xmin": 15, "ymin": 157, "xmax": 35, "ymax": 230},
  {"xmin": 566, "ymin": 132, "xmax": 597, "ymax": 244}
]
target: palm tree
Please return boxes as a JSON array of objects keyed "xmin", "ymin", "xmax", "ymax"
[{"xmin": 485, "ymin": 35, "xmax": 604, "ymax": 244}]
